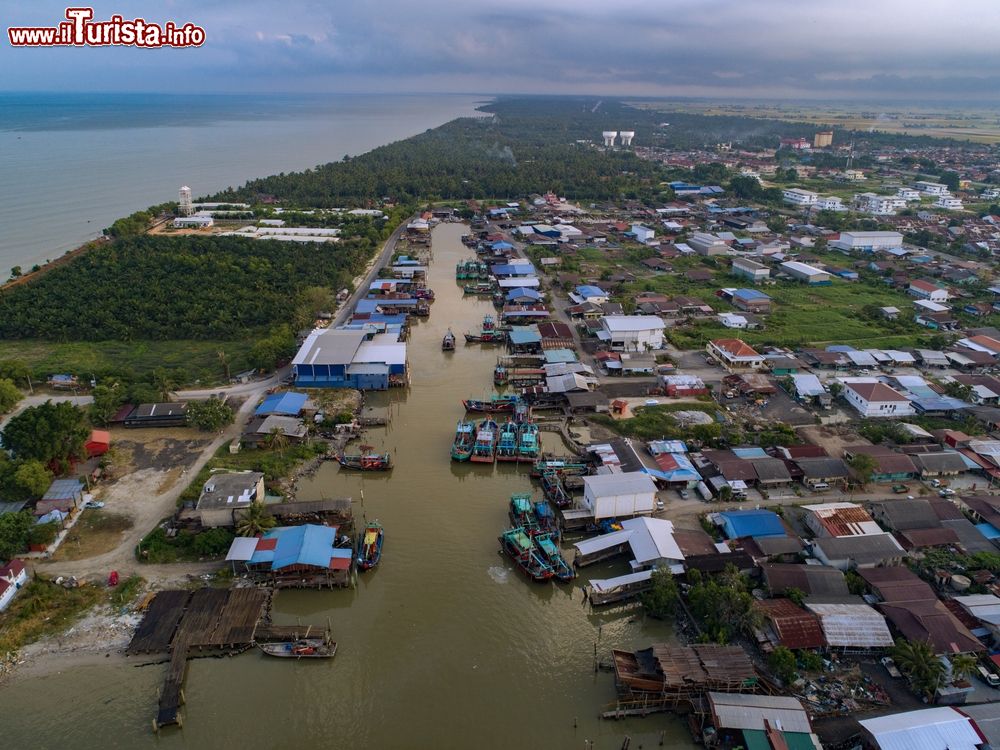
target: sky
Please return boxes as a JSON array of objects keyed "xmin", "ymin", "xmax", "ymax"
[{"xmin": 2, "ymin": 0, "xmax": 999, "ymax": 101}]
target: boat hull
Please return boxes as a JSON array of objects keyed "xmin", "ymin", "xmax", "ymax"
[{"xmin": 259, "ymin": 639, "xmax": 337, "ymax": 659}]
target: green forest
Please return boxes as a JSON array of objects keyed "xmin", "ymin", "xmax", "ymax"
[{"xmin": 0, "ymin": 235, "xmax": 370, "ymax": 341}]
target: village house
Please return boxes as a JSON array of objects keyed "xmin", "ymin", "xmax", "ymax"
[
  {"xmin": 0, "ymin": 559, "xmax": 28, "ymax": 612},
  {"xmin": 598, "ymin": 315, "xmax": 665, "ymax": 352},
  {"xmin": 706, "ymin": 339, "xmax": 767, "ymax": 372},
  {"xmin": 842, "ymin": 381, "xmax": 915, "ymax": 418},
  {"xmin": 195, "ymin": 471, "xmax": 265, "ymax": 528},
  {"xmin": 908, "ymin": 279, "xmax": 949, "ymax": 302}
]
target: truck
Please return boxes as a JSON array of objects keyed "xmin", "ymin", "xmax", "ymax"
[{"xmin": 891, "ymin": 484, "xmax": 910, "ymax": 494}]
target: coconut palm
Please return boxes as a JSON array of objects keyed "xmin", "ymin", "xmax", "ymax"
[
  {"xmin": 236, "ymin": 502, "xmax": 276, "ymax": 537},
  {"xmin": 265, "ymin": 427, "xmax": 289, "ymax": 455},
  {"xmin": 950, "ymin": 653, "xmax": 979, "ymax": 683},
  {"xmin": 891, "ymin": 639, "xmax": 944, "ymax": 697}
]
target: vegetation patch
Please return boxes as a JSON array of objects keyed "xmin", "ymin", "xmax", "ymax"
[
  {"xmin": 0, "ymin": 577, "xmax": 105, "ymax": 656},
  {"xmin": 51, "ymin": 512, "xmax": 134, "ymax": 562}
]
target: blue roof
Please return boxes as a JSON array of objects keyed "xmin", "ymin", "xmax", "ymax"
[
  {"xmin": 719, "ymin": 509, "xmax": 785, "ymax": 539},
  {"xmin": 43, "ymin": 479, "xmax": 84, "ymax": 501},
  {"xmin": 825, "ymin": 345, "xmax": 857, "ymax": 352},
  {"xmin": 506, "ymin": 287, "xmax": 542, "ymax": 302},
  {"xmin": 543, "ymin": 348, "xmax": 577, "ymax": 364},
  {"xmin": 491, "ymin": 240, "xmax": 513, "ymax": 249},
  {"xmin": 256, "ymin": 391, "xmax": 308, "ymax": 416},
  {"xmin": 734, "ymin": 288, "xmax": 771, "ymax": 301},
  {"xmin": 977, "ymin": 523, "xmax": 1000, "ymax": 540},
  {"xmin": 508, "ymin": 325, "xmax": 542, "ymax": 345},
  {"xmin": 493, "ymin": 262, "xmax": 535, "ymax": 275},
  {"xmin": 732, "ymin": 447, "xmax": 769, "ymax": 459},
  {"xmin": 575, "ymin": 285, "xmax": 608, "ymax": 298},
  {"xmin": 271, "ymin": 525, "xmax": 337, "ymax": 570}
]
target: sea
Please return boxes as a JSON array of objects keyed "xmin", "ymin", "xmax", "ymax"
[{"xmin": 0, "ymin": 92, "xmax": 485, "ymax": 271}]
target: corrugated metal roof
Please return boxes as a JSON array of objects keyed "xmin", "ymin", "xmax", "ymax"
[
  {"xmin": 708, "ymin": 692, "xmax": 812, "ymax": 734},
  {"xmin": 805, "ymin": 603, "xmax": 894, "ymax": 648},
  {"xmin": 860, "ymin": 707, "xmax": 981, "ymax": 750}
]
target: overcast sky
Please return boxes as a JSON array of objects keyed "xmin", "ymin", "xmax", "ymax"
[{"xmin": 2, "ymin": 0, "xmax": 998, "ymax": 100}]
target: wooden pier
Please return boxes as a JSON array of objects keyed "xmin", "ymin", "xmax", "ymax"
[{"xmin": 129, "ymin": 587, "xmax": 328, "ymax": 731}]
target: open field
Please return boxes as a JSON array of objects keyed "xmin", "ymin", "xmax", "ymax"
[
  {"xmin": 51, "ymin": 512, "xmax": 134, "ymax": 562},
  {"xmin": 0, "ymin": 339, "xmax": 254, "ymax": 382},
  {"xmin": 630, "ymin": 100, "xmax": 1000, "ymax": 144}
]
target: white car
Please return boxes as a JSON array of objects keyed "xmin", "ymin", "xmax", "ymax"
[
  {"xmin": 84, "ymin": 500, "xmax": 105, "ymax": 509},
  {"xmin": 939, "ymin": 488, "xmax": 956, "ymax": 497}
]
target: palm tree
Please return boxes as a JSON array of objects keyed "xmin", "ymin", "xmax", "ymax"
[
  {"xmin": 265, "ymin": 427, "xmax": 289, "ymax": 455},
  {"xmin": 236, "ymin": 502, "xmax": 276, "ymax": 537},
  {"xmin": 217, "ymin": 350, "xmax": 231, "ymax": 381},
  {"xmin": 152, "ymin": 368, "xmax": 176, "ymax": 402},
  {"xmin": 950, "ymin": 653, "xmax": 979, "ymax": 684},
  {"xmin": 892, "ymin": 639, "xmax": 944, "ymax": 698}
]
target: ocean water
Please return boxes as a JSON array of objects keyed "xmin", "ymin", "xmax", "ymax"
[{"xmin": 0, "ymin": 92, "xmax": 484, "ymax": 270}]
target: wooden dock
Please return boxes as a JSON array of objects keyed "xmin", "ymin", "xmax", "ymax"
[{"xmin": 130, "ymin": 587, "xmax": 326, "ymax": 731}]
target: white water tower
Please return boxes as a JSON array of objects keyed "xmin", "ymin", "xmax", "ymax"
[
  {"xmin": 619, "ymin": 130, "xmax": 635, "ymax": 147},
  {"xmin": 602, "ymin": 131, "xmax": 618, "ymax": 148},
  {"xmin": 178, "ymin": 186, "xmax": 193, "ymax": 216}
]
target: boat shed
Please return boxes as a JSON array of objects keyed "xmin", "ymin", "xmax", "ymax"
[
  {"xmin": 860, "ymin": 707, "xmax": 985, "ymax": 750},
  {"xmin": 292, "ymin": 329, "xmax": 406, "ymax": 390}
]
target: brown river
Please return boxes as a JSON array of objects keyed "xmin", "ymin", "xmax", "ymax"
[{"xmin": 1, "ymin": 223, "xmax": 695, "ymax": 749}]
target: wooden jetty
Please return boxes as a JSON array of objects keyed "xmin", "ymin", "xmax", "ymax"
[{"xmin": 129, "ymin": 587, "xmax": 329, "ymax": 731}]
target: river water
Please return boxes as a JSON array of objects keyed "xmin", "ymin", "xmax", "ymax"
[{"xmin": 1, "ymin": 223, "xmax": 695, "ymax": 750}]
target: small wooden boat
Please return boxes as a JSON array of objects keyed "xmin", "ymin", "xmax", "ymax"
[
  {"xmin": 499, "ymin": 528, "xmax": 555, "ymax": 582},
  {"xmin": 534, "ymin": 533, "xmax": 575, "ymax": 582},
  {"xmin": 463, "ymin": 394, "xmax": 519, "ymax": 413},
  {"xmin": 496, "ymin": 421, "xmax": 519, "ymax": 462},
  {"xmin": 516, "ymin": 422, "xmax": 540, "ymax": 462},
  {"xmin": 338, "ymin": 445, "xmax": 393, "ymax": 471},
  {"xmin": 470, "ymin": 418, "xmax": 499, "ymax": 463},
  {"xmin": 413, "ymin": 288, "xmax": 435, "ymax": 300},
  {"xmin": 442, "ymin": 329, "xmax": 456, "ymax": 351},
  {"xmin": 259, "ymin": 638, "xmax": 337, "ymax": 659},
  {"xmin": 451, "ymin": 421, "xmax": 475, "ymax": 461},
  {"xmin": 358, "ymin": 520, "xmax": 384, "ymax": 571}
]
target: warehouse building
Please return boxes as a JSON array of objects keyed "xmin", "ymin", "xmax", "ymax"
[
  {"xmin": 778, "ymin": 261, "xmax": 832, "ymax": 285},
  {"xmin": 829, "ymin": 231, "xmax": 904, "ymax": 253},
  {"xmin": 292, "ymin": 328, "xmax": 407, "ymax": 390}
]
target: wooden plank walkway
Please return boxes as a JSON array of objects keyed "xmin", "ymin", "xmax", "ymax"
[{"xmin": 127, "ymin": 590, "xmax": 191, "ymax": 655}]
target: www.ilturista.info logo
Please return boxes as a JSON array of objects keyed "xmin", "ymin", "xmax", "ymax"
[{"xmin": 8, "ymin": 7, "xmax": 206, "ymax": 47}]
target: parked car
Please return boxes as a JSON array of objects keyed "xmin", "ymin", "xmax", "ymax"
[
  {"xmin": 678, "ymin": 489, "xmax": 690, "ymax": 500},
  {"xmin": 881, "ymin": 657, "xmax": 902, "ymax": 679},
  {"xmin": 939, "ymin": 488, "xmax": 957, "ymax": 497},
  {"xmin": 84, "ymin": 500, "xmax": 105, "ymax": 509},
  {"xmin": 978, "ymin": 665, "xmax": 1000, "ymax": 688},
  {"xmin": 655, "ymin": 500, "xmax": 665, "ymax": 511}
]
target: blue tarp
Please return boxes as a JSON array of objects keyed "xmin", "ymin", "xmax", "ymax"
[
  {"xmin": 575, "ymin": 285, "xmax": 608, "ymax": 299},
  {"xmin": 977, "ymin": 523, "xmax": 1000, "ymax": 540},
  {"xmin": 256, "ymin": 391, "xmax": 308, "ymax": 416},
  {"xmin": 719, "ymin": 509, "xmax": 785, "ymax": 539}
]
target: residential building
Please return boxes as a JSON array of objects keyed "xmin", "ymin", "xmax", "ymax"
[
  {"xmin": 813, "ymin": 131, "xmax": 833, "ymax": 148},
  {"xmin": 816, "ymin": 196, "xmax": 846, "ymax": 211},
  {"xmin": 804, "ymin": 602, "xmax": 894, "ymax": 649},
  {"xmin": 731, "ymin": 257, "xmax": 770, "ymax": 283},
  {"xmin": 226, "ymin": 524, "xmax": 353, "ymax": 587},
  {"xmin": 914, "ymin": 180, "xmax": 950, "ymax": 195},
  {"xmin": 830, "ymin": 231, "xmax": 904, "ymax": 253},
  {"xmin": 854, "ymin": 192, "xmax": 905, "ymax": 216},
  {"xmin": 706, "ymin": 339, "xmax": 767, "ymax": 372},
  {"xmin": 35, "ymin": 479, "xmax": 85, "ymax": 518},
  {"xmin": 598, "ymin": 315, "xmax": 665, "ymax": 351},
  {"xmin": 782, "ymin": 188, "xmax": 818, "ymax": 206},
  {"xmin": 196, "ymin": 471, "xmax": 265, "ymax": 528},
  {"xmin": 809, "ymin": 533, "xmax": 905, "ymax": 570},
  {"xmin": 909, "ymin": 279, "xmax": 949, "ymax": 302},
  {"xmin": 778, "ymin": 261, "xmax": 832, "ymax": 285},
  {"xmin": 895, "ymin": 188, "xmax": 921, "ymax": 201},
  {"xmin": 843, "ymin": 381, "xmax": 915, "ymax": 418},
  {"xmin": 688, "ymin": 232, "xmax": 731, "ymax": 256},
  {"xmin": 732, "ymin": 288, "xmax": 772, "ymax": 313},
  {"xmin": 935, "ymin": 195, "xmax": 964, "ymax": 210},
  {"xmin": 571, "ymin": 285, "xmax": 610, "ymax": 305},
  {"xmin": 0, "ymin": 559, "xmax": 27, "ymax": 612},
  {"xmin": 802, "ymin": 502, "xmax": 882, "ymax": 538},
  {"xmin": 630, "ymin": 224, "xmax": 655, "ymax": 244}
]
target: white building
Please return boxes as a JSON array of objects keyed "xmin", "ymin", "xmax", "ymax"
[
  {"xmin": 173, "ymin": 215, "xmax": 214, "ymax": 228},
  {"xmin": 935, "ymin": 195, "xmax": 964, "ymax": 210},
  {"xmin": 706, "ymin": 338, "xmax": 767, "ymax": 372},
  {"xmin": 915, "ymin": 180, "xmax": 950, "ymax": 196},
  {"xmin": 896, "ymin": 188, "xmax": 921, "ymax": 201},
  {"xmin": 0, "ymin": 559, "xmax": 27, "ymax": 612},
  {"xmin": 843, "ymin": 381, "xmax": 915, "ymax": 418},
  {"xmin": 631, "ymin": 224, "xmax": 655, "ymax": 244},
  {"xmin": 854, "ymin": 192, "xmax": 906, "ymax": 216},
  {"xmin": 688, "ymin": 232, "xmax": 731, "ymax": 256},
  {"xmin": 782, "ymin": 188, "xmax": 819, "ymax": 206},
  {"xmin": 816, "ymin": 196, "xmax": 847, "ymax": 211},
  {"xmin": 779, "ymin": 260, "xmax": 832, "ymax": 284},
  {"xmin": 582, "ymin": 473, "xmax": 658, "ymax": 521},
  {"xmin": 909, "ymin": 280, "xmax": 949, "ymax": 302},
  {"xmin": 981, "ymin": 187, "xmax": 1000, "ymax": 200},
  {"xmin": 178, "ymin": 185, "xmax": 193, "ymax": 216},
  {"xmin": 830, "ymin": 231, "xmax": 904, "ymax": 253},
  {"xmin": 719, "ymin": 313, "xmax": 748, "ymax": 329},
  {"xmin": 599, "ymin": 315, "xmax": 665, "ymax": 351},
  {"xmin": 731, "ymin": 257, "xmax": 770, "ymax": 283},
  {"xmin": 860, "ymin": 708, "xmax": 983, "ymax": 750}
]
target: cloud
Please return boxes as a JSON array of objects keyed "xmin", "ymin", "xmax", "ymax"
[{"xmin": 1, "ymin": 0, "xmax": 998, "ymax": 99}]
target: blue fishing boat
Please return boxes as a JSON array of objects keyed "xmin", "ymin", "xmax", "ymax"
[
  {"xmin": 516, "ymin": 422, "xmax": 540, "ymax": 462},
  {"xmin": 462, "ymin": 394, "xmax": 519, "ymax": 413},
  {"xmin": 508, "ymin": 493, "xmax": 538, "ymax": 531},
  {"xmin": 533, "ymin": 533, "xmax": 575, "ymax": 582},
  {"xmin": 499, "ymin": 528, "xmax": 555, "ymax": 582},
  {"xmin": 532, "ymin": 500, "xmax": 559, "ymax": 538},
  {"xmin": 357, "ymin": 520, "xmax": 384, "ymax": 571},
  {"xmin": 496, "ymin": 421, "xmax": 519, "ymax": 462},
  {"xmin": 470, "ymin": 418, "xmax": 499, "ymax": 463}
]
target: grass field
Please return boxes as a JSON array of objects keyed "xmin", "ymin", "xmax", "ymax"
[
  {"xmin": 0, "ymin": 339, "xmax": 255, "ymax": 383},
  {"xmin": 51, "ymin": 512, "xmax": 134, "ymax": 562}
]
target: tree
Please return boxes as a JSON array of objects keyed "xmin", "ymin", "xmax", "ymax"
[
  {"xmin": 640, "ymin": 568, "xmax": 679, "ymax": 619},
  {"xmin": 766, "ymin": 215, "xmax": 787, "ymax": 233},
  {"xmin": 217, "ymin": 350, "xmax": 231, "ymax": 382},
  {"xmin": 828, "ymin": 381, "xmax": 844, "ymax": 398},
  {"xmin": 847, "ymin": 452, "xmax": 877, "ymax": 487},
  {"xmin": 9, "ymin": 266, "xmax": 22, "ymax": 279},
  {"xmin": 0, "ymin": 510, "xmax": 33, "ymax": 558},
  {"xmin": 186, "ymin": 398, "xmax": 234, "ymax": 432},
  {"xmin": 891, "ymin": 639, "xmax": 944, "ymax": 697},
  {"xmin": 1, "ymin": 400, "xmax": 89, "ymax": 465},
  {"xmin": 0, "ymin": 377, "xmax": 21, "ymax": 414},
  {"xmin": 13, "ymin": 460, "xmax": 53, "ymax": 499},
  {"xmin": 939, "ymin": 171, "xmax": 961, "ymax": 192},
  {"xmin": 235, "ymin": 503, "xmax": 276, "ymax": 537},
  {"xmin": 151, "ymin": 368, "xmax": 176, "ymax": 402},
  {"xmin": 784, "ymin": 587, "xmax": 806, "ymax": 607},
  {"xmin": 265, "ymin": 427, "xmax": 289, "ymax": 455},
  {"xmin": 944, "ymin": 381, "xmax": 973, "ymax": 401},
  {"xmin": 768, "ymin": 646, "xmax": 797, "ymax": 684},
  {"xmin": 89, "ymin": 382, "xmax": 124, "ymax": 426},
  {"xmin": 950, "ymin": 653, "xmax": 978, "ymax": 683}
]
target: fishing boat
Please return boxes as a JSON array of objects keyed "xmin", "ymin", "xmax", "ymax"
[
  {"xmin": 357, "ymin": 520, "xmax": 384, "ymax": 571},
  {"xmin": 470, "ymin": 419, "xmax": 499, "ymax": 463},
  {"xmin": 337, "ymin": 445, "xmax": 393, "ymax": 471},
  {"xmin": 463, "ymin": 282, "xmax": 494, "ymax": 295},
  {"xmin": 533, "ymin": 533, "xmax": 575, "ymax": 582},
  {"xmin": 509, "ymin": 493, "xmax": 540, "ymax": 532},
  {"xmin": 532, "ymin": 500, "xmax": 559, "ymax": 538},
  {"xmin": 531, "ymin": 458, "xmax": 589, "ymax": 477},
  {"xmin": 465, "ymin": 314, "xmax": 505, "ymax": 344},
  {"xmin": 259, "ymin": 638, "xmax": 337, "ymax": 659},
  {"xmin": 442, "ymin": 329, "xmax": 456, "ymax": 351},
  {"xmin": 540, "ymin": 470, "xmax": 572, "ymax": 508},
  {"xmin": 516, "ymin": 422, "xmax": 540, "ymax": 462},
  {"xmin": 462, "ymin": 394, "xmax": 519, "ymax": 413},
  {"xmin": 495, "ymin": 421, "xmax": 519, "ymax": 462},
  {"xmin": 413, "ymin": 288, "xmax": 435, "ymax": 301},
  {"xmin": 493, "ymin": 364, "xmax": 508, "ymax": 385},
  {"xmin": 499, "ymin": 528, "xmax": 555, "ymax": 582},
  {"xmin": 451, "ymin": 421, "xmax": 475, "ymax": 461}
]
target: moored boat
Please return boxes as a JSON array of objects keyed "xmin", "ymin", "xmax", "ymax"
[
  {"xmin": 533, "ymin": 533, "xmax": 575, "ymax": 582},
  {"xmin": 531, "ymin": 458, "xmax": 588, "ymax": 477},
  {"xmin": 509, "ymin": 493, "xmax": 539, "ymax": 532},
  {"xmin": 532, "ymin": 500, "xmax": 559, "ymax": 538},
  {"xmin": 442, "ymin": 329, "xmax": 456, "ymax": 351},
  {"xmin": 465, "ymin": 314, "xmax": 505, "ymax": 344},
  {"xmin": 498, "ymin": 527, "xmax": 555, "ymax": 582},
  {"xmin": 470, "ymin": 418, "xmax": 499, "ymax": 463},
  {"xmin": 516, "ymin": 422, "xmax": 540, "ymax": 462},
  {"xmin": 357, "ymin": 520, "xmax": 384, "ymax": 571},
  {"xmin": 338, "ymin": 446, "xmax": 393, "ymax": 471},
  {"xmin": 496, "ymin": 421, "xmax": 519, "ymax": 462},
  {"xmin": 540, "ymin": 470, "xmax": 572, "ymax": 508},
  {"xmin": 259, "ymin": 638, "xmax": 337, "ymax": 659},
  {"xmin": 463, "ymin": 394, "xmax": 519, "ymax": 413},
  {"xmin": 451, "ymin": 420, "xmax": 475, "ymax": 461},
  {"xmin": 463, "ymin": 282, "xmax": 494, "ymax": 295}
]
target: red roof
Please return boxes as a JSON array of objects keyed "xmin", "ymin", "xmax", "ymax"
[
  {"xmin": 846, "ymin": 381, "xmax": 909, "ymax": 402},
  {"xmin": 1, "ymin": 559, "xmax": 25, "ymax": 578},
  {"xmin": 910, "ymin": 279, "xmax": 938, "ymax": 293},
  {"xmin": 329, "ymin": 556, "xmax": 351, "ymax": 571},
  {"xmin": 255, "ymin": 538, "xmax": 278, "ymax": 551},
  {"xmin": 755, "ymin": 598, "xmax": 825, "ymax": 649},
  {"xmin": 711, "ymin": 338, "xmax": 760, "ymax": 358}
]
